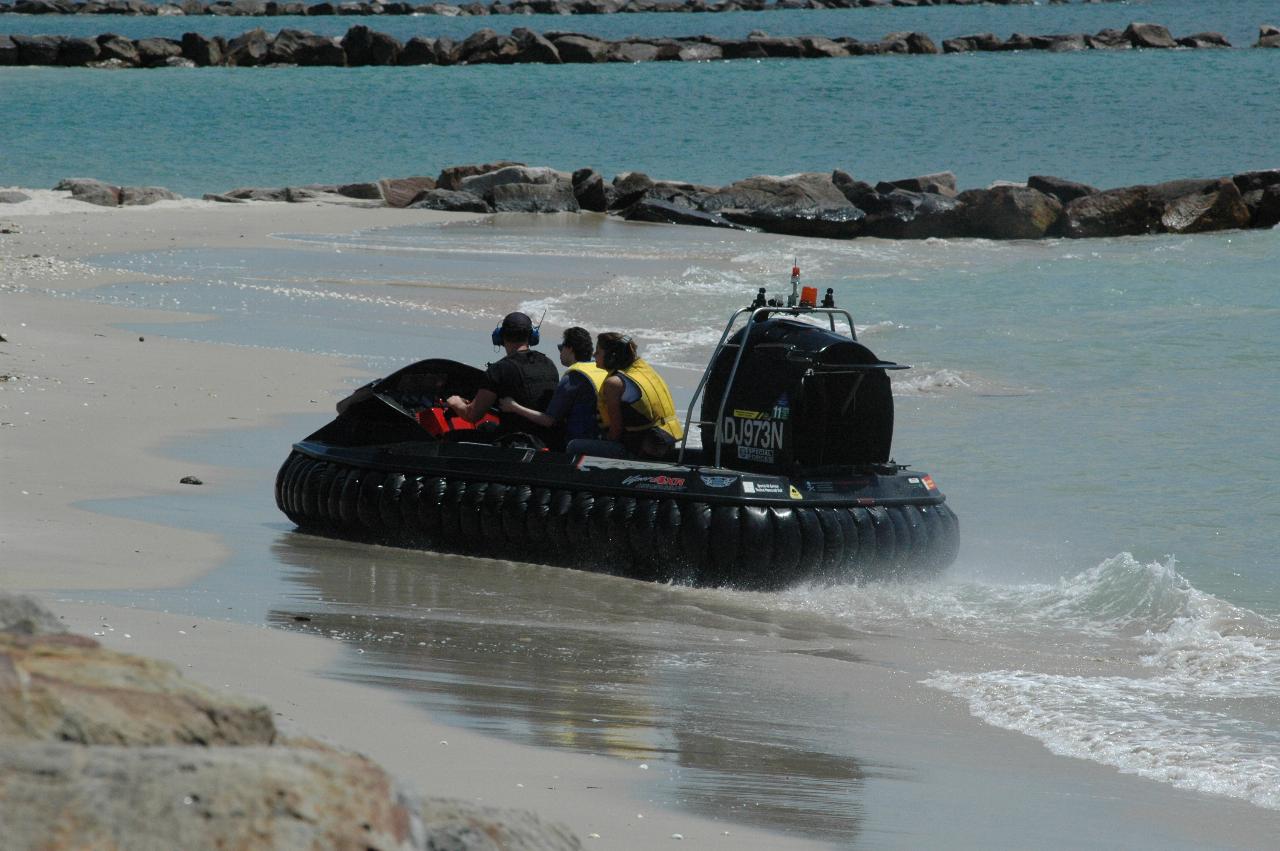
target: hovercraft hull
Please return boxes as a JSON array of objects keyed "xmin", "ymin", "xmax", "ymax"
[{"xmin": 275, "ymin": 438, "xmax": 958, "ymax": 589}]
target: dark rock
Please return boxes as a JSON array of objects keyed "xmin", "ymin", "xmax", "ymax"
[
  {"xmin": 1177, "ymin": 32, "xmax": 1230, "ymax": 49},
  {"xmin": 459, "ymin": 165, "xmax": 566, "ymax": 199},
  {"xmin": 832, "ymin": 169, "xmax": 877, "ymax": 207},
  {"xmin": 511, "ymin": 27, "xmax": 560, "ymax": 63},
  {"xmin": 224, "ymin": 28, "xmax": 271, "ymax": 66},
  {"xmin": 225, "ymin": 186, "xmax": 291, "ymax": 201},
  {"xmin": 956, "ymin": 185, "xmax": 1063, "ymax": 239},
  {"xmin": 59, "ymin": 178, "xmax": 121, "ymax": 207},
  {"xmin": 179, "ymin": 32, "xmax": 223, "ymax": 66},
  {"xmin": 12, "ymin": 35, "xmax": 62, "ymax": 66},
  {"xmin": 1061, "ymin": 185, "xmax": 1158, "ymax": 238},
  {"xmin": 610, "ymin": 171, "xmax": 655, "ymax": 208},
  {"xmin": 942, "ymin": 32, "xmax": 1001, "ymax": 52},
  {"xmin": 1243, "ymin": 185, "xmax": 1280, "ymax": 228},
  {"xmin": 714, "ymin": 39, "xmax": 768, "ymax": 59},
  {"xmin": 550, "ymin": 34, "xmax": 609, "ymax": 62},
  {"xmin": 605, "ymin": 42, "xmax": 660, "ymax": 62},
  {"xmin": 407, "ymin": 189, "xmax": 492, "ymax": 213},
  {"xmin": 875, "ymin": 171, "xmax": 957, "ymax": 198},
  {"xmin": 1231, "ymin": 169, "xmax": 1280, "ymax": 194},
  {"xmin": 378, "ymin": 176, "xmax": 437, "ymax": 207},
  {"xmin": 58, "ymin": 37, "xmax": 100, "ymax": 66},
  {"xmin": 745, "ymin": 34, "xmax": 806, "ymax": 58},
  {"xmin": 342, "ymin": 24, "xmax": 401, "ymax": 65},
  {"xmin": 572, "ymin": 171, "xmax": 611, "ymax": 212},
  {"xmin": 860, "ymin": 190, "xmax": 966, "ymax": 239},
  {"xmin": 798, "ymin": 36, "xmax": 847, "ymax": 58},
  {"xmin": 1124, "ymin": 22, "xmax": 1176, "ymax": 49},
  {"xmin": 700, "ymin": 173, "xmax": 849, "ymax": 212},
  {"xmin": 1027, "ymin": 174, "xmax": 1098, "ymax": 205},
  {"xmin": 336, "ymin": 181, "xmax": 382, "ymax": 200},
  {"xmin": 624, "ymin": 198, "xmax": 747, "ymax": 229},
  {"xmin": 179, "ymin": 475, "xmax": 203, "ymax": 485},
  {"xmin": 0, "ymin": 36, "xmax": 17, "ymax": 67},
  {"xmin": 134, "ymin": 37, "xmax": 183, "ymax": 67},
  {"xmin": 436, "ymin": 161, "xmax": 524, "ymax": 191},
  {"xmin": 1257, "ymin": 25, "xmax": 1280, "ymax": 48},
  {"xmin": 491, "ymin": 181, "xmax": 579, "ymax": 213},
  {"xmin": 1158, "ymin": 178, "xmax": 1250, "ymax": 234},
  {"xmin": 1001, "ymin": 32, "xmax": 1034, "ymax": 51},
  {"xmin": 720, "ymin": 204, "xmax": 864, "ymax": 238},
  {"xmin": 454, "ymin": 28, "xmax": 515, "ymax": 64},
  {"xmin": 1086, "ymin": 28, "xmax": 1132, "ymax": 50},
  {"xmin": 120, "ymin": 186, "xmax": 181, "ymax": 205},
  {"xmin": 270, "ymin": 29, "xmax": 344, "ymax": 65},
  {"xmin": 399, "ymin": 35, "xmax": 438, "ymax": 64}
]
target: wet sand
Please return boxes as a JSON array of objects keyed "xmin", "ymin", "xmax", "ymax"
[{"xmin": 4, "ymin": 198, "xmax": 1280, "ymax": 849}]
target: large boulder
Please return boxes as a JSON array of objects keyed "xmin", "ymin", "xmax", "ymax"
[
  {"xmin": 1027, "ymin": 174, "xmax": 1097, "ymax": 205},
  {"xmin": 378, "ymin": 175, "xmax": 438, "ymax": 208},
  {"xmin": 720, "ymin": 204, "xmax": 865, "ymax": 239},
  {"xmin": 407, "ymin": 189, "xmax": 492, "ymax": 213},
  {"xmin": 942, "ymin": 32, "xmax": 1002, "ymax": 53},
  {"xmin": 399, "ymin": 35, "xmax": 439, "ymax": 65},
  {"xmin": 58, "ymin": 178, "xmax": 121, "ymax": 207},
  {"xmin": 511, "ymin": 27, "xmax": 560, "ymax": 63},
  {"xmin": 1231, "ymin": 169, "xmax": 1280, "ymax": 194},
  {"xmin": 342, "ymin": 25, "xmax": 401, "ymax": 65},
  {"xmin": 1257, "ymin": 25, "xmax": 1280, "ymax": 48},
  {"xmin": 876, "ymin": 171, "xmax": 958, "ymax": 198},
  {"xmin": 1157, "ymin": 178, "xmax": 1251, "ymax": 234},
  {"xmin": 1177, "ymin": 32, "xmax": 1230, "ymax": 49},
  {"xmin": 1242, "ymin": 186, "xmax": 1280, "ymax": 228},
  {"xmin": 458, "ymin": 165, "xmax": 567, "ymax": 199},
  {"xmin": 0, "ymin": 36, "xmax": 19, "ymax": 67},
  {"xmin": 1124, "ymin": 22, "xmax": 1177, "ymax": 49},
  {"xmin": 57, "ymin": 37, "xmax": 100, "ymax": 67},
  {"xmin": 490, "ymin": 181, "xmax": 579, "ymax": 213},
  {"xmin": 178, "ymin": 33, "xmax": 223, "ymax": 66},
  {"xmin": 436, "ymin": 160, "xmax": 524, "ymax": 190},
  {"xmin": 551, "ymin": 34, "xmax": 609, "ymax": 63},
  {"xmin": 624, "ymin": 197, "xmax": 746, "ymax": 230},
  {"xmin": 336, "ymin": 181, "xmax": 382, "ymax": 200},
  {"xmin": 11, "ymin": 35, "xmax": 62, "ymax": 65},
  {"xmin": 956, "ymin": 185, "xmax": 1063, "ymax": 239},
  {"xmin": 860, "ymin": 190, "xmax": 966, "ymax": 239},
  {"xmin": 699, "ymin": 173, "xmax": 850, "ymax": 212},
  {"xmin": 133, "ymin": 38, "xmax": 185, "ymax": 67},
  {"xmin": 120, "ymin": 186, "xmax": 182, "ymax": 206},
  {"xmin": 224, "ymin": 27, "xmax": 271, "ymax": 66},
  {"xmin": 1060, "ymin": 185, "xmax": 1158, "ymax": 238},
  {"xmin": 609, "ymin": 171, "xmax": 654, "ymax": 209},
  {"xmin": 571, "ymin": 168, "xmax": 612, "ymax": 212},
  {"xmin": 270, "ymin": 28, "xmax": 344, "ymax": 65}
]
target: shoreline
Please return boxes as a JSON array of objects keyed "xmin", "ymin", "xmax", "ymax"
[{"xmin": 0, "ymin": 200, "xmax": 820, "ymax": 849}]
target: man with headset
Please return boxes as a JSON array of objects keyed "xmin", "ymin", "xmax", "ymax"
[
  {"xmin": 565, "ymin": 332, "xmax": 683, "ymax": 460},
  {"xmin": 446, "ymin": 312, "xmax": 559, "ymax": 441}
]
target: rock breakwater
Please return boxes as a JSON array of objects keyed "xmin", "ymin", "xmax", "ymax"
[
  {"xmin": 2, "ymin": 22, "xmax": 1278, "ymax": 67},
  {"xmin": 17, "ymin": 164, "xmax": 1278, "ymax": 242},
  {"xmin": 0, "ymin": 0, "xmax": 1117, "ymax": 18},
  {"xmin": 0, "ymin": 593, "xmax": 581, "ymax": 851}
]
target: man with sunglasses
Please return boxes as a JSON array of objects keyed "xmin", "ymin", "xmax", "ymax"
[{"xmin": 499, "ymin": 326, "xmax": 608, "ymax": 449}]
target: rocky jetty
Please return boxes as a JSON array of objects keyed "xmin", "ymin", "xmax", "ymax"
[
  {"xmin": 0, "ymin": 0, "xmax": 1116, "ymax": 18},
  {"xmin": 182, "ymin": 162, "xmax": 1280, "ymax": 241},
  {"xmin": 0, "ymin": 593, "xmax": 580, "ymax": 851},
  {"xmin": 2, "ymin": 21, "xmax": 1277, "ymax": 67},
  {"xmin": 32, "ymin": 163, "xmax": 1280, "ymax": 241}
]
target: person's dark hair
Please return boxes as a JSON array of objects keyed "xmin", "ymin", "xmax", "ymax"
[
  {"xmin": 597, "ymin": 332, "xmax": 637, "ymax": 372},
  {"xmin": 562, "ymin": 327, "xmax": 593, "ymax": 362}
]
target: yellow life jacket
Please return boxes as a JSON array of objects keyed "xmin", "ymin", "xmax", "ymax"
[
  {"xmin": 610, "ymin": 358, "xmax": 683, "ymax": 442},
  {"xmin": 566, "ymin": 360, "xmax": 609, "ymax": 434}
]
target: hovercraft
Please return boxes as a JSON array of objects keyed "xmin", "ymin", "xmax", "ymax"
[{"xmin": 275, "ymin": 268, "xmax": 959, "ymax": 588}]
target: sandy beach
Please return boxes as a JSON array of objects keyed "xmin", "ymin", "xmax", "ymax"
[
  {"xmin": 4, "ymin": 196, "xmax": 1279, "ymax": 850},
  {"xmin": 0, "ymin": 197, "xmax": 821, "ymax": 849}
]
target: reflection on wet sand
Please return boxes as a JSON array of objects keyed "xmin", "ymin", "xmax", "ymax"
[{"xmin": 270, "ymin": 532, "xmax": 875, "ymax": 843}]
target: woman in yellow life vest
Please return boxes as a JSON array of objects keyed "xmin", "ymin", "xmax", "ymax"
[
  {"xmin": 565, "ymin": 332, "xmax": 683, "ymax": 460},
  {"xmin": 499, "ymin": 326, "xmax": 608, "ymax": 450}
]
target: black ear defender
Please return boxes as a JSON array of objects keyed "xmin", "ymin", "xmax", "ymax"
[{"xmin": 490, "ymin": 313, "xmax": 543, "ymax": 347}]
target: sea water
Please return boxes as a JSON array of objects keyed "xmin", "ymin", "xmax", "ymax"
[{"xmin": 7, "ymin": 0, "xmax": 1280, "ymax": 843}]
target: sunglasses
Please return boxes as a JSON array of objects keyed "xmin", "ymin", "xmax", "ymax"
[{"xmin": 556, "ymin": 342, "xmax": 570, "ymax": 351}]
